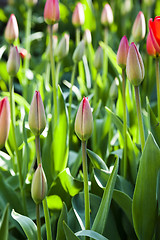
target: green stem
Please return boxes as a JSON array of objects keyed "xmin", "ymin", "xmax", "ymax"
[
  {"xmin": 82, "ymin": 141, "xmax": 90, "ymax": 240},
  {"xmin": 35, "ymin": 135, "xmax": 52, "ymax": 240},
  {"xmin": 102, "ymin": 27, "xmax": 108, "ymax": 86},
  {"xmin": 36, "ymin": 204, "xmax": 41, "ymax": 240},
  {"xmin": 9, "ymin": 77, "xmax": 27, "ymax": 214},
  {"xmin": 76, "ymin": 27, "xmax": 80, "ymax": 46},
  {"xmin": 122, "ymin": 69, "xmax": 127, "ymax": 178},
  {"xmin": 93, "ymin": 72, "xmax": 98, "ymax": 152},
  {"xmin": 49, "ymin": 25, "xmax": 58, "ymax": 128},
  {"xmin": 69, "ymin": 64, "xmax": 77, "ymax": 123},
  {"xmin": 156, "ymin": 57, "xmax": 160, "ymax": 122},
  {"xmin": 23, "ymin": 7, "xmax": 32, "ymax": 99},
  {"xmin": 134, "ymin": 86, "xmax": 145, "ymax": 151},
  {"xmin": 56, "ymin": 61, "xmax": 61, "ymax": 86},
  {"xmin": 42, "ymin": 198, "xmax": 52, "ymax": 240}
]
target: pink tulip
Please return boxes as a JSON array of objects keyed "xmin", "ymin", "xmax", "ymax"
[
  {"xmin": 0, "ymin": 97, "xmax": 10, "ymax": 149},
  {"xmin": 44, "ymin": 0, "xmax": 60, "ymax": 25},
  {"xmin": 132, "ymin": 11, "xmax": 146, "ymax": 43},
  {"xmin": 101, "ymin": 3, "xmax": 113, "ymax": 26},
  {"xmin": 117, "ymin": 36, "xmax": 129, "ymax": 69},
  {"xmin": 72, "ymin": 2, "xmax": 85, "ymax": 27},
  {"xmin": 4, "ymin": 14, "xmax": 19, "ymax": 44}
]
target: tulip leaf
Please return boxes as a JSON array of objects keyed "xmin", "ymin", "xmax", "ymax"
[
  {"xmin": 87, "ymin": 149, "xmax": 108, "ymax": 170},
  {"xmin": 76, "ymin": 230, "xmax": 109, "ymax": 240},
  {"xmin": 132, "ymin": 133, "xmax": 160, "ymax": 240},
  {"xmin": 11, "ymin": 210, "xmax": 37, "ymax": 240},
  {"xmin": 63, "ymin": 221, "xmax": 80, "ymax": 240},
  {"xmin": 0, "ymin": 203, "xmax": 9, "ymax": 240},
  {"xmin": 56, "ymin": 202, "xmax": 68, "ymax": 240},
  {"xmin": 91, "ymin": 157, "xmax": 119, "ymax": 234}
]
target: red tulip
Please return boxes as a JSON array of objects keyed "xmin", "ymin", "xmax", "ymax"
[
  {"xmin": 117, "ymin": 36, "xmax": 129, "ymax": 69},
  {"xmin": 44, "ymin": 0, "xmax": 60, "ymax": 25},
  {"xmin": 146, "ymin": 32, "xmax": 156, "ymax": 57},
  {"xmin": 4, "ymin": 14, "xmax": 19, "ymax": 44},
  {"xmin": 0, "ymin": 97, "xmax": 10, "ymax": 149},
  {"xmin": 149, "ymin": 16, "xmax": 160, "ymax": 54}
]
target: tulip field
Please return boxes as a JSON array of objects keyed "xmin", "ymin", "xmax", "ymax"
[{"xmin": 1, "ymin": 0, "xmax": 160, "ymax": 239}]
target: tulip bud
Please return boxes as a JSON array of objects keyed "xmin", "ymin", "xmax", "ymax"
[
  {"xmin": 73, "ymin": 40, "xmax": 85, "ymax": 63},
  {"xmin": 83, "ymin": 29, "xmax": 92, "ymax": 44},
  {"xmin": 126, "ymin": 42, "xmax": 145, "ymax": 86},
  {"xmin": 109, "ymin": 79, "xmax": 118, "ymax": 101},
  {"xmin": 44, "ymin": 0, "xmax": 60, "ymax": 25},
  {"xmin": 117, "ymin": 36, "xmax": 129, "ymax": 69},
  {"xmin": 75, "ymin": 97, "xmax": 93, "ymax": 141},
  {"xmin": 72, "ymin": 2, "xmax": 85, "ymax": 27},
  {"xmin": 28, "ymin": 91, "xmax": 46, "ymax": 136},
  {"xmin": 0, "ymin": 97, "xmax": 10, "ymax": 149},
  {"xmin": 7, "ymin": 46, "xmax": 20, "ymax": 77},
  {"xmin": 101, "ymin": 3, "xmax": 113, "ymax": 26},
  {"xmin": 25, "ymin": 0, "xmax": 38, "ymax": 7},
  {"xmin": 4, "ymin": 14, "xmax": 19, "ymax": 44},
  {"xmin": 131, "ymin": 11, "xmax": 146, "ymax": 43},
  {"xmin": 146, "ymin": 32, "xmax": 156, "ymax": 57},
  {"xmin": 31, "ymin": 164, "xmax": 48, "ymax": 204},
  {"xmin": 55, "ymin": 33, "xmax": 70, "ymax": 60},
  {"xmin": 94, "ymin": 46, "xmax": 103, "ymax": 70},
  {"xmin": 149, "ymin": 17, "xmax": 160, "ymax": 54}
]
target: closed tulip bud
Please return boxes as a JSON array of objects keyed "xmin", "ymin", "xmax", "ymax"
[
  {"xmin": 109, "ymin": 79, "xmax": 118, "ymax": 101},
  {"xmin": 94, "ymin": 46, "xmax": 103, "ymax": 70},
  {"xmin": 72, "ymin": 2, "xmax": 85, "ymax": 27},
  {"xmin": 7, "ymin": 46, "xmax": 20, "ymax": 76},
  {"xmin": 55, "ymin": 33, "xmax": 70, "ymax": 60},
  {"xmin": 25, "ymin": 0, "xmax": 38, "ymax": 7},
  {"xmin": 4, "ymin": 14, "xmax": 19, "ymax": 44},
  {"xmin": 28, "ymin": 91, "xmax": 46, "ymax": 136},
  {"xmin": 117, "ymin": 36, "xmax": 129, "ymax": 69},
  {"xmin": 131, "ymin": 11, "xmax": 146, "ymax": 43},
  {"xmin": 75, "ymin": 97, "xmax": 93, "ymax": 141},
  {"xmin": 73, "ymin": 40, "xmax": 85, "ymax": 63},
  {"xmin": 146, "ymin": 32, "xmax": 156, "ymax": 57},
  {"xmin": 101, "ymin": 3, "xmax": 113, "ymax": 26},
  {"xmin": 126, "ymin": 42, "xmax": 145, "ymax": 86},
  {"xmin": 149, "ymin": 17, "xmax": 160, "ymax": 54},
  {"xmin": 0, "ymin": 97, "xmax": 10, "ymax": 149},
  {"xmin": 44, "ymin": 0, "xmax": 60, "ymax": 25},
  {"xmin": 83, "ymin": 29, "xmax": 92, "ymax": 44},
  {"xmin": 31, "ymin": 164, "xmax": 48, "ymax": 204}
]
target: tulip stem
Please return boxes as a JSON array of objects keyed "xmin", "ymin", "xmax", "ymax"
[
  {"xmin": 69, "ymin": 63, "xmax": 77, "ymax": 123},
  {"xmin": 156, "ymin": 57, "xmax": 160, "ymax": 122},
  {"xmin": 122, "ymin": 68, "xmax": 127, "ymax": 178},
  {"xmin": 76, "ymin": 27, "xmax": 80, "ymax": 46},
  {"xmin": 23, "ymin": 6, "xmax": 32, "ymax": 100},
  {"xmin": 35, "ymin": 135, "xmax": 52, "ymax": 240},
  {"xmin": 82, "ymin": 141, "xmax": 90, "ymax": 240},
  {"xmin": 93, "ymin": 72, "xmax": 99, "ymax": 151},
  {"xmin": 102, "ymin": 27, "xmax": 108, "ymax": 86},
  {"xmin": 9, "ymin": 77, "xmax": 27, "ymax": 214},
  {"xmin": 49, "ymin": 25, "xmax": 58, "ymax": 128},
  {"xmin": 56, "ymin": 61, "xmax": 61, "ymax": 86},
  {"xmin": 36, "ymin": 204, "xmax": 41, "ymax": 240},
  {"xmin": 134, "ymin": 86, "xmax": 145, "ymax": 151}
]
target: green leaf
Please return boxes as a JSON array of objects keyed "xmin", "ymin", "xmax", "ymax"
[
  {"xmin": 87, "ymin": 149, "xmax": 108, "ymax": 170},
  {"xmin": 63, "ymin": 221, "xmax": 80, "ymax": 240},
  {"xmin": 91, "ymin": 157, "xmax": 119, "ymax": 234},
  {"xmin": 76, "ymin": 230, "xmax": 109, "ymax": 240},
  {"xmin": 132, "ymin": 134, "xmax": 160, "ymax": 240},
  {"xmin": 0, "ymin": 204, "xmax": 9, "ymax": 240},
  {"xmin": 56, "ymin": 202, "xmax": 68, "ymax": 240},
  {"xmin": 11, "ymin": 210, "xmax": 37, "ymax": 240}
]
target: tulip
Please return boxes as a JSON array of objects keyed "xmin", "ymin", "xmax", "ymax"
[
  {"xmin": 44, "ymin": 0, "xmax": 60, "ymax": 25},
  {"xmin": 146, "ymin": 32, "xmax": 156, "ymax": 57},
  {"xmin": 75, "ymin": 97, "xmax": 93, "ymax": 141},
  {"xmin": 83, "ymin": 29, "xmax": 92, "ymax": 44},
  {"xmin": 31, "ymin": 164, "xmax": 48, "ymax": 204},
  {"xmin": 72, "ymin": 2, "xmax": 85, "ymax": 27},
  {"xmin": 28, "ymin": 91, "xmax": 46, "ymax": 136},
  {"xmin": 126, "ymin": 42, "xmax": 145, "ymax": 86},
  {"xmin": 94, "ymin": 46, "xmax": 103, "ymax": 70},
  {"xmin": 132, "ymin": 11, "xmax": 146, "ymax": 43},
  {"xmin": 4, "ymin": 14, "xmax": 19, "ymax": 44},
  {"xmin": 149, "ymin": 17, "xmax": 160, "ymax": 54},
  {"xmin": 117, "ymin": 36, "xmax": 129, "ymax": 69},
  {"xmin": 25, "ymin": 0, "xmax": 38, "ymax": 7},
  {"xmin": 0, "ymin": 97, "xmax": 10, "ymax": 149},
  {"xmin": 55, "ymin": 33, "xmax": 70, "ymax": 60},
  {"xmin": 101, "ymin": 3, "xmax": 113, "ymax": 26},
  {"xmin": 73, "ymin": 40, "xmax": 85, "ymax": 63},
  {"xmin": 7, "ymin": 46, "xmax": 20, "ymax": 77}
]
